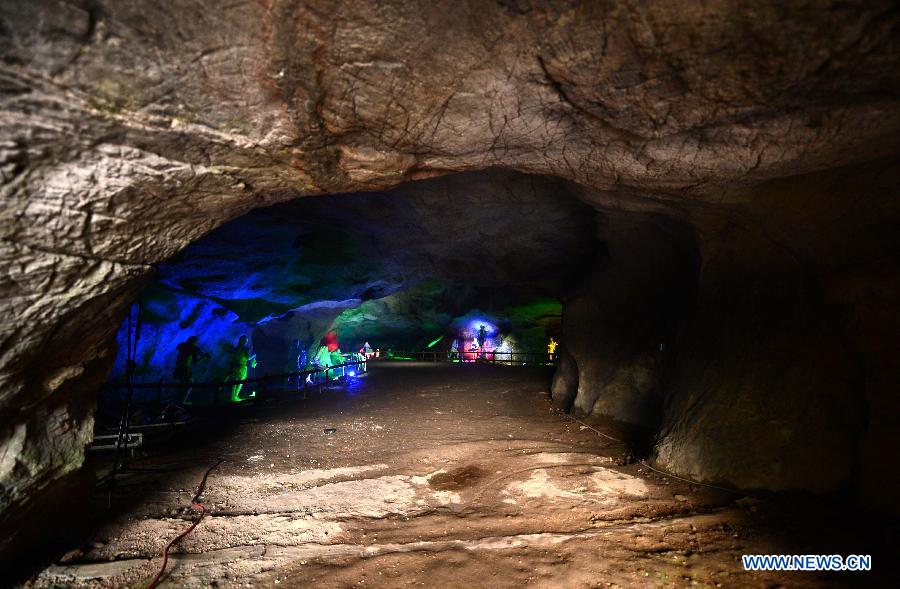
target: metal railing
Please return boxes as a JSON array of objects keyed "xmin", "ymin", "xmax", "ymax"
[
  {"xmin": 104, "ymin": 349, "xmax": 554, "ymax": 409},
  {"xmin": 376, "ymin": 350, "xmax": 556, "ymax": 366},
  {"xmin": 104, "ymin": 356, "xmax": 369, "ymax": 408},
  {"xmin": 97, "ymin": 355, "xmax": 369, "ymax": 492}
]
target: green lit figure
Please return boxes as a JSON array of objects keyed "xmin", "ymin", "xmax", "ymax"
[
  {"xmin": 329, "ymin": 348, "xmax": 344, "ymax": 367},
  {"xmin": 312, "ymin": 343, "xmax": 331, "ymax": 383},
  {"xmin": 229, "ymin": 335, "xmax": 257, "ymax": 402},
  {"xmin": 314, "ymin": 344, "xmax": 333, "ymax": 369},
  {"xmin": 330, "ymin": 348, "xmax": 346, "ymax": 378}
]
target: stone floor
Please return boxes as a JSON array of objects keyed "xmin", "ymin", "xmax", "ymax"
[{"xmin": 26, "ymin": 363, "xmax": 889, "ymax": 588}]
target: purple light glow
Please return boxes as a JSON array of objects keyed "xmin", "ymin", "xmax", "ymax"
[{"xmin": 463, "ymin": 318, "xmax": 499, "ymax": 340}]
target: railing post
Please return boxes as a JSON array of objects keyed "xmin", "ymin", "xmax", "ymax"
[{"xmin": 260, "ymin": 372, "xmax": 269, "ymax": 402}]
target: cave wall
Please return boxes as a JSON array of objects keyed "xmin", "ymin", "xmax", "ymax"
[
  {"xmin": 109, "ymin": 283, "xmax": 251, "ymax": 387},
  {"xmin": 655, "ymin": 221, "xmax": 862, "ymax": 493},
  {"xmin": 2, "ymin": 0, "xmax": 900, "ymax": 560},
  {"xmin": 561, "ymin": 213, "xmax": 697, "ymax": 428},
  {"xmin": 561, "ymin": 158, "xmax": 900, "ymax": 499}
]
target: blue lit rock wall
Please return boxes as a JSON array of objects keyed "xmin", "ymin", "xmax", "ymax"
[
  {"xmin": 156, "ymin": 210, "xmax": 398, "ymax": 323},
  {"xmin": 109, "ymin": 284, "xmax": 251, "ymax": 393},
  {"xmin": 110, "ymin": 289, "xmax": 361, "ymax": 386}
]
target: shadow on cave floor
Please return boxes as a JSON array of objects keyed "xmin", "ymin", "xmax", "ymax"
[{"xmin": 21, "ymin": 363, "xmax": 897, "ymax": 589}]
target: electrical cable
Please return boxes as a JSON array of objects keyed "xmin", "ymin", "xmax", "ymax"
[
  {"xmin": 145, "ymin": 458, "xmax": 223, "ymax": 589},
  {"xmin": 553, "ymin": 407, "xmax": 623, "ymax": 444},
  {"xmin": 633, "ymin": 458, "xmax": 742, "ymax": 495},
  {"xmin": 553, "ymin": 405, "xmax": 743, "ymax": 496}
]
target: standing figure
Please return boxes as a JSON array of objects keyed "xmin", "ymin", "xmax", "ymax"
[
  {"xmin": 466, "ymin": 341, "xmax": 479, "ymax": 362},
  {"xmin": 477, "ymin": 325, "xmax": 488, "ymax": 349},
  {"xmin": 298, "ymin": 348, "xmax": 309, "ymax": 386},
  {"xmin": 174, "ymin": 335, "xmax": 210, "ymax": 402},
  {"xmin": 298, "ymin": 347, "xmax": 308, "ymax": 370},
  {"xmin": 229, "ymin": 335, "xmax": 257, "ymax": 402},
  {"xmin": 547, "ymin": 337, "xmax": 558, "ymax": 361},
  {"xmin": 314, "ymin": 340, "xmax": 333, "ymax": 368},
  {"xmin": 287, "ymin": 338, "xmax": 300, "ymax": 384}
]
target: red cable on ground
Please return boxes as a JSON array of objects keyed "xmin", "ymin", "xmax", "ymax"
[{"xmin": 146, "ymin": 458, "xmax": 223, "ymax": 589}]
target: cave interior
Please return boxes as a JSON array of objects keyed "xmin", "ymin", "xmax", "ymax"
[{"xmin": 2, "ymin": 0, "xmax": 900, "ymax": 586}]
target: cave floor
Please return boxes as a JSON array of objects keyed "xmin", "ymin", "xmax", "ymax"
[{"xmin": 29, "ymin": 363, "xmax": 880, "ymax": 588}]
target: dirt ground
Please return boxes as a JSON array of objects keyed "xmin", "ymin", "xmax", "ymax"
[{"xmin": 26, "ymin": 363, "xmax": 893, "ymax": 588}]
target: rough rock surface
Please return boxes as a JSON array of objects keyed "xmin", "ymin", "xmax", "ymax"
[{"xmin": 2, "ymin": 0, "xmax": 900, "ymax": 562}]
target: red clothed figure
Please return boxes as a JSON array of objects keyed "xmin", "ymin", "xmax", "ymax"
[{"xmin": 322, "ymin": 331, "xmax": 339, "ymax": 352}]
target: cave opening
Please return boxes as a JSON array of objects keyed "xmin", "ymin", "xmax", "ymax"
[
  {"xmin": 93, "ymin": 167, "xmax": 704, "ymax": 437},
  {"xmin": 101, "ymin": 169, "xmax": 597, "ymax": 402}
]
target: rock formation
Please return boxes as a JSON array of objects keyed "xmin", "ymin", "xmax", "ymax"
[{"xmin": 2, "ymin": 0, "xmax": 899, "ymax": 562}]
